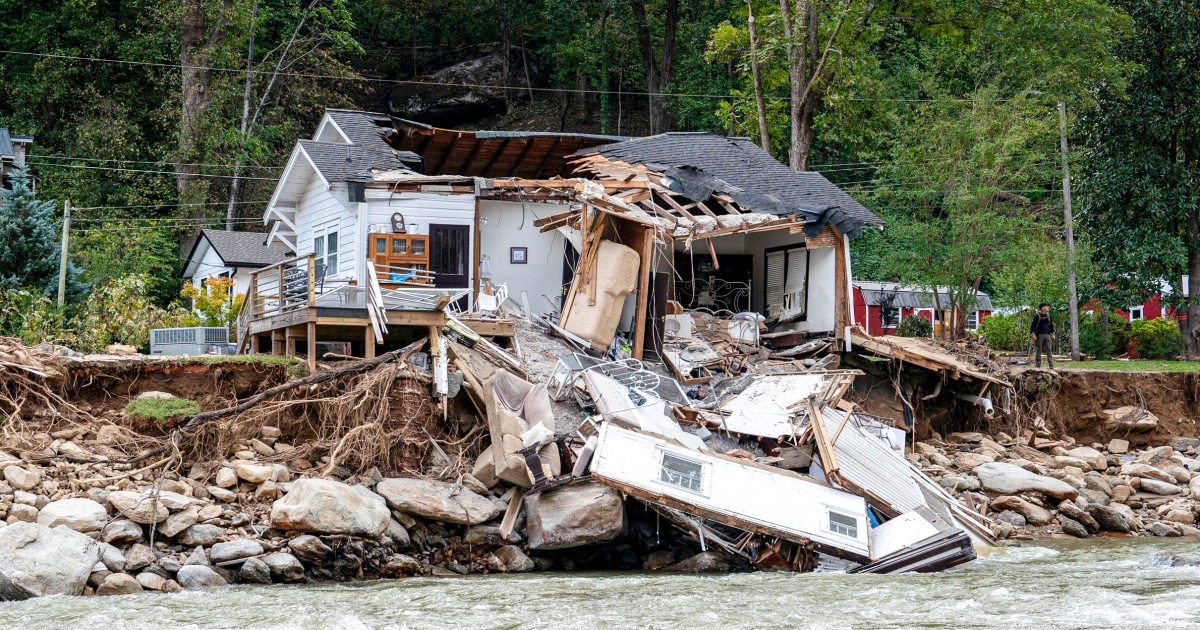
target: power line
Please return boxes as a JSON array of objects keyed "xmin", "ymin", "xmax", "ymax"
[
  {"xmin": 0, "ymin": 49, "xmax": 1026, "ymax": 104},
  {"xmin": 23, "ymin": 159, "xmax": 278, "ymax": 181},
  {"xmin": 30, "ymin": 154, "xmax": 282, "ymax": 171},
  {"xmin": 72, "ymin": 200, "xmax": 269, "ymax": 211}
]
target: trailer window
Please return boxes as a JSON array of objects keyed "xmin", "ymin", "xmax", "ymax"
[
  {"xmin": 828, "ymin": 511, "xmax": 859, "ymax": 538},
  {"xmin": 659, "ymin": 452, "xmax": 704, "ymax": 493}
]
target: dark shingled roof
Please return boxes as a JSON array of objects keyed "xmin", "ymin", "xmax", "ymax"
[
  {"xmin": 0, "ymin": 129, "xmax": 12, "ymax": 157},
  {"xmin": 199, "ymin": 229, "xmax": 291, "ymax": 267},
  {"xmin": 325, "ymin": 109, "xmax": 395, "ymax": 146},
  {"xmin": 855, "ymin": 281, "xmax": 993, "ymax": 311},
  {"xmin": 577, "ymin": 133, "xmax": 882, "ymax": 238},
  {"xmin": 299, "ymin": 139, "xmax": 421, "ymax": 183}
]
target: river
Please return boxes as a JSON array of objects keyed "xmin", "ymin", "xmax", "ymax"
[{"xmin": 1, "ymin": 538, "xmax": 1198, "ymax": 629}]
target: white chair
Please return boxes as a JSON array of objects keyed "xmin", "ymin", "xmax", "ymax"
[{"xmin": 476, "ymin": 282, "xmax": 509, "ymax": 317}]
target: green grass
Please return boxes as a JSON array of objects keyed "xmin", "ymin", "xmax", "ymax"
[
  {"xmin": 193, "ymin": 354, "xmax": 306, "ymax": 377},
  {"xmin": 123, "ymin": 397, "xmax": 200, "ymax": 423},
  {"xmin": 1063, "ymin": 360, "xmax": 1200, "ymax": 373}
]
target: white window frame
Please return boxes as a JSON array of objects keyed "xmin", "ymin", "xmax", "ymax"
[
  {"xmin": 1129, "ymin": 305, "xmax": 1144, "ymax": 321},
  {"xmin": 880, "ymin": 306, "xmax": 901, "ymax": 329},
  {"xmin": 765, "ymin": 246, "xmax": 808, "ymax": 318},
  {"xmin": 966, "ymin": 311, "xmax": 979, "ymax": 330},
  {"xmin": 656, "ymin": 449, "xmax": 709, "ymax": 496},
  {"xmin": 313, "ymin": 226, "xmax": 339, "ymax": 278},
  {"xmin": 823, "ymin": 507, "xmax": 860, "ymax": 540}
]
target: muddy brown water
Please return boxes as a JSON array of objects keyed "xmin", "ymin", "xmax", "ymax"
[{"xmin": 2, "ymin": 538, "xmax": 1199, "ymax": 629}]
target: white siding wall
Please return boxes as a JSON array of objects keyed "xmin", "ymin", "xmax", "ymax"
[
  {"xmin": 478, "ymin": 200, "xmax": 570, "ymax": 315},
  {"xmin": 294, "ymin": 178, "xmax": 352, "ymax": 279},
  {"xmin": 363, "ymin": 190, "xmax": 476, "ymax": 289}
]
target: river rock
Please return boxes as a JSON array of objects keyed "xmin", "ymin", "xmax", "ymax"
[
  {"xmin": 96, "ymin": 573, "xmax": 142, "ymax": 595},
  {"xmin": 1107, "ymin": 438, "xmax": 1130, "ymax": 454},
  {"xmin": 207, "ymin": 486, "xmax": 236, "ymax": 502},
  {"xmin": 100, "ymin": 519, "xmax": 142, "ymax": 545},
  {"xmin": 8, "ymin": 503, "xmax": 37, "ymax": 523},
  {"xmin": 153, "ymin": 491, "xmax": 194, "ymax": 511},
  {"xmin": 1146, "ymin": 521, "xmax": 1181, "ymax": 537},
  {"xmin": 1083, "ymin": 503, "xmax": 1131, "ymax": 533},
  {"xmin": 176, "ymin": 565, "xmax": 226, "ymax": 589},
  {"xmin": 382, "ymin": 554, "xmax": 422, "ymax": 577},
  {"xmin": 492, "ymin": 545, "xmax": 534, "ymax": 573},
  {"xmin": 107, "ymin": 491, "xmax": 168, "ymax": 524},
  {"xmin": 184, "ymin": 546, "xmax": 210, "ymax": 566},
  {"xmin": 238, "ymin": 557, "xmax": 272, "ymax": 584},
  {"xmin": 1083, "ymin": 473, "xmax": 1113, "ymax": 497},
  {"xmin": 160, "ymin": 505, "xmax": 201, "ymax": 538},
  {"xmin": 973, "ymin": 462, "xmax": 1079, "ymax": 499},
  {"xmin": 1137, "ymin": 445, "xmax": 1174, "ymax": 464},
  {"xmin": 941, "ymin": 476, "xmax": 981, "ymax": 492},
  {"xmin": 1103, "ymin": 407, "xmax": 1158, "ymax": 433},
  {"xmin": 1123, "ymin": 463, "xmax": 1175, "ymax": 484},
  {"xmin": 135, "ymin": 571, "xmax": 167, "ymax": 591},
  {"xmin": 210, "ymin": 539, "xmax": 263, "ymax": 564},
  {"xmin": 993, "ymin": 511, "xmax": 1027, "ymax": 526},
  {"xmin": 955, "ymin": 453, "xmax": 994, "ymax": 470},
  {"xmin": 3, "ymin": 467, "xmax": 40, "ymax": 491},
  {"xmin": 98, "ymin": 542, "xmax": 125, "ymax": 572},
  {"xmin": 375, "ymin": 478, "xmax": 503, "ymax": 525},
  {"xmin": 1131, "ymin": 477, "xmax": 1182, "ymax": 496},
  {"xmin": 234, "ymin": 463, "xmax": 274, "ymax": 484},
  {"xmin": 665, "ymin": 551, "xmax": 735, "ymax": 573},
  {"xmin": 1155, "ymin": 552, "xmax": 1200, "ymax": 567},
  {"xmin": 123, "ymin": 543, "xmax": 156, "ymax": 571},
  {"xmin": 178, "ymin": 524, "xmax": 223, "ymax": 547},
  {"xmin": 1057, "ymin": 501, "xmax": 1100, "ymax": 533},
  {"xmin": 386, "ymin": 519, "xmax": 411, "ymax": 547},
  {"xmin": 947, "ymin": 432, "xmax": 985, "ymax": 444},
  {"xmin": 990, "ymin": 496, "xmax": 1053, "ymax": 525},
  {"xmin": 36, "ymin": 498, "xmax": 107, "ymax": 533},
  {"xmin": 525, "ymin": 482, "xmax": 626, "ymax": 550},
  {"xmin": 1112, "ymin": 484, "xmax": 1134, "ymax": 503},
  {"xmin": 1066, "ymin": 447, "xmax": 1108, "ymax": 471},
  {"xmin": 261, "ymin": 553, "xmax": 305, "ymax": 583},
  {"xmin": 288, "ymin": 535, "xmax": 332, "ymax": 564},
  {"xmin": 270, "ymin": 478, "xmax": 390, "ymax": 537},
  {"xmin": 0, "ymin": 522, "xmax": 100, "ymax": 600},
  {"xmin": 1165, "ymin": 509, "xmax": 1196, "ymax": 524},
  {"xmin": 1057, "ymin": 515, "xmax": 1090, "ymax": 538},
  {"xmin": 1161, "ymin": 464, "xmax": 1193, "ymax": 484}
]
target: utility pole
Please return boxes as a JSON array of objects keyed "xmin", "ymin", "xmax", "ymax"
[
  {"xmin": 57, "ymin": 200, "xmax": 71, "ymax": 308},
  {"xmin": 1058, "ymin": 102, "xmax": 1080, "ymax": 362}
]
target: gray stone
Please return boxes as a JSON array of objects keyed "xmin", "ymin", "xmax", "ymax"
[
  {"xmin": 184, "ymin": 546, "xmax": 210, "ymax": 566},
  {"xmin": 7, "ymin": 503, "xmax": 37, "ymax": 523},
  {"xmin": 1066, "ymin": 447, "xmax": 1108, "ymax": 471},
  {"xmin": 492, "ymin": 545, "xmax": 534, "ymax": 572},
  {"xmin": 99, "ymin": 519, "xmax": 142, "ymax": 545},
  {"xmin": 1134, "ymin": 477, "xmax": 1182, "ymax": 496},
  {"xmin": 1136, "ymin": 445, "xmax": 1174, "ymax": 464},
  {"xmin": 3, "ymin": 467, "xmax": 40, "ymax": 491},
  {"xmin": 207, "ymin": 486, "xmax": 237, "ymax": 502},
  {"xmin": 160, "ymin": 557, "xmax": 183, "ymax": 573},
  {"xmin": 386, "ymin": 519, "xmax": 410, "ymax": 547},
  {"xmin": 215, "ymin": 468, "xmax": 238, "ymax": 488},
  {"xmin": 261, "ymin": 553, "xmax": 305, "ymax": 583},
  {"xmin": 955, "ymin": 452, "xmax": 994, "ymax": 470},
  {"xmin": 234, "ymin": 463, "xmax": 274, "ymax": 484},
  {"xmin": 1107, "ymin": 438, "xmax": 1130, "ymax": 454},
  {"xmin": 1083, "ymin": 473, "xmax": 1113, "ymax": 497},
  {"xmin": 375, "ymin": 478, "xmax": 504, "ymax": 525},
  {"xmin": 97, "ymin": 573, "xmax": 142, "ymax": 595},
  {"xmin": 0, "ymin": 522, "xmax": 100, "ymax": 599},
  {"xmin": 238, "ymin": 557, "xmax": 272, "ymax": 584},
  {"xmin": 464, "ymin": 524, "xmax": 518, "ymax": 546},
  {"xmin": 643, "ymin": 550, "xmax": 677, "ymax": 570},
  {"xmin": 36, "ymin": 498, "xmax": 108, "ymax": 533},
  {"xmin": 124, "ymin": 544, "xmax": 156, "ymax": 571},
  {"xmin": 288, "ymin": 535, "xmax": 332, "ymax": 564},
  {"xmin": 160, "ymin": 505, "xmax": 201, "ymax": 538},
  {"xmin": 990, "ymin": 496, "xmax": 1053, "ymax": 525},
  {"xmin": 1154, "ymin": 551, "xmax": 1200, "ymax": 566},
  {"xmin": 1057, "ymin": 501, "xmax": 1101, "ymax": 533},
  {"xmin": 1172, "ymin": 438, "xmax": 1200, "ymax": 452},
  {"xmin": 177, "ymin": 524, "xmax": 224, "ymax": 547},
  {"xmin": 525, "ymin": 482, "xmax": 626, "ymax": 550},
  {"xmin": 664, "ymin": 551, "xmax": 736, "ymax": 573},
  {"xmin": 176, "ymin": 565, "xmax": 226, "ymax": 589},
  {"xmin": 940, "ymin": 476, "xmax": 981, "ymax": 492},
  {"xmin": 135, "ymin": 571, "xmax": 167, "ymax": 591},
  {"xmin": 106, "ymin": 491, "xmax": 168, "ymax": 525},
  {"xmin": 210, "ymin": 539, "xmax": 264, "ymax": 564},
  {"xmin": 270, "ymin": 478, "xmax": 390, "ymax": 537},
  {"xmin": 1123, "ymin": 463, "xmax": 1176, "ymax": 484},
  {"xmin": 382, "ymin": 554, "xmax": 422, "ymax": 577},
  {"xmin": 973, "ymin": 462, "xmax": 1079, "ymax": 500},
  {"xmin": 1057, "ymin": 515, "xmax": 1090, "ymax": 538},
  {"xmin": 993, "ymin": 510, "xmax": 1027, "ymax": 526},
  {"xmin": 1146, "ymin": 521, "xmax": 1182, "ymax": 537},
  {"xmin": 1083, "ymin": 503, "xmax": 1131, "ymax": 533},
  {"xmin": 98, "ymin": 542, "xmax": 125, "ymax": 572}
]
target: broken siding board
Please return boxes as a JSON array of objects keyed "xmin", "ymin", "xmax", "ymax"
[
  {"xmin": 717, "ymin": 373, "xmax": 841, "ymax": 439},
  {"xmin": 849, "ymin": 328, "xmax": 1012, "ymax": 388},
  {"xmin": 589, "ymin": 423, "xmax": 871, "ymax": 561}
]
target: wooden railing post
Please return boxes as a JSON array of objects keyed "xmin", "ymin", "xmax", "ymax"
[
  {"xmin": 277, "ymin": 263, "xmax": 285, "ymax": 316},
  {"xmin": 307, "ymin": 254, "xmax": 315, "ymax": 307}
]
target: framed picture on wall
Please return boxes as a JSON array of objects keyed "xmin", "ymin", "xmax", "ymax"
[{"xmin": 510, "ymin": 247, "xmax": 528, "ymax": 264}]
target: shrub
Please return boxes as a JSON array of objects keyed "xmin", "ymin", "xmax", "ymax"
[
  {"xmin": 895, "ymin": 314, "xmax": 933, "ymax": 338},
  {"xmin": 978, "ymin": 311, "xmax": 1034, "ymax": 351},
  {"xmin": 1129, "ymin": 318, "xmax": 1182, "ymax": 360},
  {"xmin": 1079, "ymin": 310, "xmax": 1130, "ymax": 359},
  {"xmin": 123, "ymin": 396, "xmax": 199, "ymax": 427}
]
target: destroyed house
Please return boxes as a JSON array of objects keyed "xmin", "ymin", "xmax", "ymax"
[{"xmin": 244, "ymin": 109, "xmax": 881, "ymax": 374}]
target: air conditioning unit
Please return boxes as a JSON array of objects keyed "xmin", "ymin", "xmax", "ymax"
[
  {"xmin": 150, "ymin": 327, "xmax": 231, "ymax": 356},
  {"xmin": 315, "ymin": 341, "xmax": 352, "ymax": 357}
]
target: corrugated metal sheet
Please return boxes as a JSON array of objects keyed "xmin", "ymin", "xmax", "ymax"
[
  {"xmin": 857, "ymin": 282, "xmax": 993, "ymax": 311},
  {"xmin": 818, "ymin": 408, "xmax": 927, "ymax": 515}
]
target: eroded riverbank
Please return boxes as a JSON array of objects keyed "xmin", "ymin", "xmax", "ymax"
[{"xmin": 0, "ymin": 538, "xmax": 1197, "ymax": 629}]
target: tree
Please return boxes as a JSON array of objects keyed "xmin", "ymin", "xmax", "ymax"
[
  {"xmin": 0, "ymin": 167, "xmax": 84, "ymax": 299},
  {"xmin": 1076, "ymin": 0, "xmax": 1200, "ymax": 355},
  {"xmin": 631, "ymin": 0, "xmax": 679, "ymax": 134}
]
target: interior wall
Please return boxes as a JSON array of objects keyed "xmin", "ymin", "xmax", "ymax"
[{"xmin": 478, "ymin": 200, "xmax": 571, "ymax": 315}]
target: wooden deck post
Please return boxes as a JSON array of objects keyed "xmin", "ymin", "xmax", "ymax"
[
  {"xmin": 271, "ymin": 329, "xmax": 285, "ymax": 355},
  {"xmin": 250, "ymin": 333, "xmax": 259, "ymax": 354},
  {"xmin": 833, "ymin": 226, "xmax": 848, "ymax": 341},
  {"xmin": 285, "ymin": 327, "xmax": 297, "ymax": 357},
  {"xmin": 364, "ymin": 323, "xmax": 376, "ymax": 359},
  {"xmin": 307, "ymin": 321, "xmax": 317, "ymax": 375},
  {"xmin": 631, "ymin": 224, "xmax": 654, "ymax": 359}
]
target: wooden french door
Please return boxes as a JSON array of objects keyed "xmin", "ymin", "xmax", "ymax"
[{"xmin": 429, "ymin": 224, "xmax": 470, "ymax": 288}]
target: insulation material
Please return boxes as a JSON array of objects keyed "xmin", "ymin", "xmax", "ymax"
[
  {"xmin": 562, "ymin": 240, "xmax": 640, "ymax": 350},
  {"xmin": 718, "ymin": 373, "xmax": 833, "ymax": 439},
  {"xmin": 480, "ymin": 369, "xmax": 561, "ymax": 487}
]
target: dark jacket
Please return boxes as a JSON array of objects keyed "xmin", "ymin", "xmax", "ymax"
[{"xmin": 1030, "ymin": 312, "xmax": 1055, "ymax": 335}]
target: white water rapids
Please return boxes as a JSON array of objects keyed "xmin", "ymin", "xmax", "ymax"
[{"xmin": 2, "ymin": 538, "xmax": 1199, "ymax": 629}]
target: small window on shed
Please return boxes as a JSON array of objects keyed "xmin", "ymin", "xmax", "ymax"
[
  {"xmin": 659, "ymin": 452, "xmax": 704, "ymax": 493},
  {"xmin": 828, "ymin": 511, "xmax": 859, "ymax": 538}
]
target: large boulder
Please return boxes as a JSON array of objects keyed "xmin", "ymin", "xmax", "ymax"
[
  {"xmin": 525, "ymin": 482, "xmax": 626, "ymax": 550},
  {"xmin": 973, "ymin": 462, "xmax": 1078, "ymax": 499},
  {"xmin": 375, "ymin": 478, "xmax": 503, "ymax": 525},
  {"xmin": 388, "ymin": 49, "xmax": 536, "ymax": 125},
  {"xmin": 210, "ymin": 539, "xmax": 264, "ymax": 564},
  {"xmin": 989, "ymin": 495, "xmax": 1053, "ymax": 525},
  {"xmin": 270, "ymin": 478, "xmax": 390, "ymax": 537},
  {"xmin": 1083, "ymin": 503, "xmax": 1131, "ymax": 533},
  {"xmin": 176, "ymin": 565, "xmax": 226, "ymax": 589},
  {"xmin": 261, "ymin": 553, "xmax": 305, "ymax": 583},
  {"xmin": 664, "ymin": 551, "xmax": 736, "ymax": 573},
  {"xmin": 1103, "ymin": 407, "xmax": 1158, "ymax": 433},
  {"xmin": 0, "ymin": 522, "xmax": 100, "ymax": 600},
  {"xmin": 36, "ymin": 498, "xmax": 108, "ymax": 533},
  {"xmin": 107, "ymin": 491, "xmax": 169, "ymax": 524},
  {"xmin": 1123, "ymin": 463, "xmax": 1176, "ymax": 484}
]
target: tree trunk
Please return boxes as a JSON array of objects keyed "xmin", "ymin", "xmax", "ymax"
[
  {"xmin": 747, "ymin": 3, "xmax": 770, "ymax": 152},
  {"xmin": 497, "ymin": 0, "xmax": 511, "ymax": 112},
  {"xmin": 225, "ymin": 0, "xmax": 258, "ymax": 232},
  {"xmin": 1185, "ymin": 214, "xmax": 1200, "ymax": 357},
  {"xmin": 179, "ymin": 0, "xmax": 231, "ymax": 245},
  {"xmin": 779, "ymin": 0, "xmax": 810, "ymax": 170},
  {"xmin": 631, "ymin": 0, "xmax": 679, "ymax": 134}
]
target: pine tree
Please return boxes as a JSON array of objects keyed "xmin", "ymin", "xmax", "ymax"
[{"xmin": 0, "ymin": 166, "xmax": 84, "ymax": 298}]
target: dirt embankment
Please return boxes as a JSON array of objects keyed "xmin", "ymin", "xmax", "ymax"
[{"xmin": 1015, "ymin": 369, "xmax": 1200, "ymax": 446}]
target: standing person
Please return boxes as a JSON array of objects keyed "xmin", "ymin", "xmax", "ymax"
[{"xmin": 1029, "ymin": 303, "xmax": 1056, "ymax": 368}]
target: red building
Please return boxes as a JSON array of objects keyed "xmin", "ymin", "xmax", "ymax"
[
  {"xmin": 853, "ymin": 281, "xmax": 993, "ymax": 337},
  {"xmin": 1084, "ymin": 293, "xmax": 1178, "ymax": 322}
]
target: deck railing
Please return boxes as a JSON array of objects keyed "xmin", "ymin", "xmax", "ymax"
[{"xmin": 249, "ymin": 254, "xmax": 316, "ymax": 318}]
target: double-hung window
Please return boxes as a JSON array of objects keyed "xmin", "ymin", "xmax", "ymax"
[
  {"xmin": 314, "ymin": 228, "xmax": 338, "ymax": 278},
  {"xmin": 765, "ymin": 246, "xmax": 808, "ymax": 318},
  {"xmin": 659, "ymin": 451, "xmax": 705, "ymax": 494}
]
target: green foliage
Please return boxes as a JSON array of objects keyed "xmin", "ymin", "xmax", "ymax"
[
  {"xmin": 978, "ymin": 311, "xmax": 1034, "ymax": 351},
  {"xmin": 123, "ymin": 396, "xmax": 200, "ymax": 425},
  {"xmin": 895, "ymin": 314, "xmax": 932, "ymax": 338},
  {"xmin": 1129, "ymin": 318, "xmax": 1183, "ymax": 360},
  {"xmin": 181, "ymin": 276, "xmax": 245, "ymax": 335},
  {"xmin": 0, "ymin": 167, "xmax": 85, "ymax": 299},
  {"xmin": 1078, "ymin": 310, "xmax": 1130, "ymax": 359}
]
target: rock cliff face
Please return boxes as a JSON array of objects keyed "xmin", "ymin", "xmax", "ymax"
[{"xmin": 388, "ymin": 49, "xmax": 536, "ymax": 125}]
